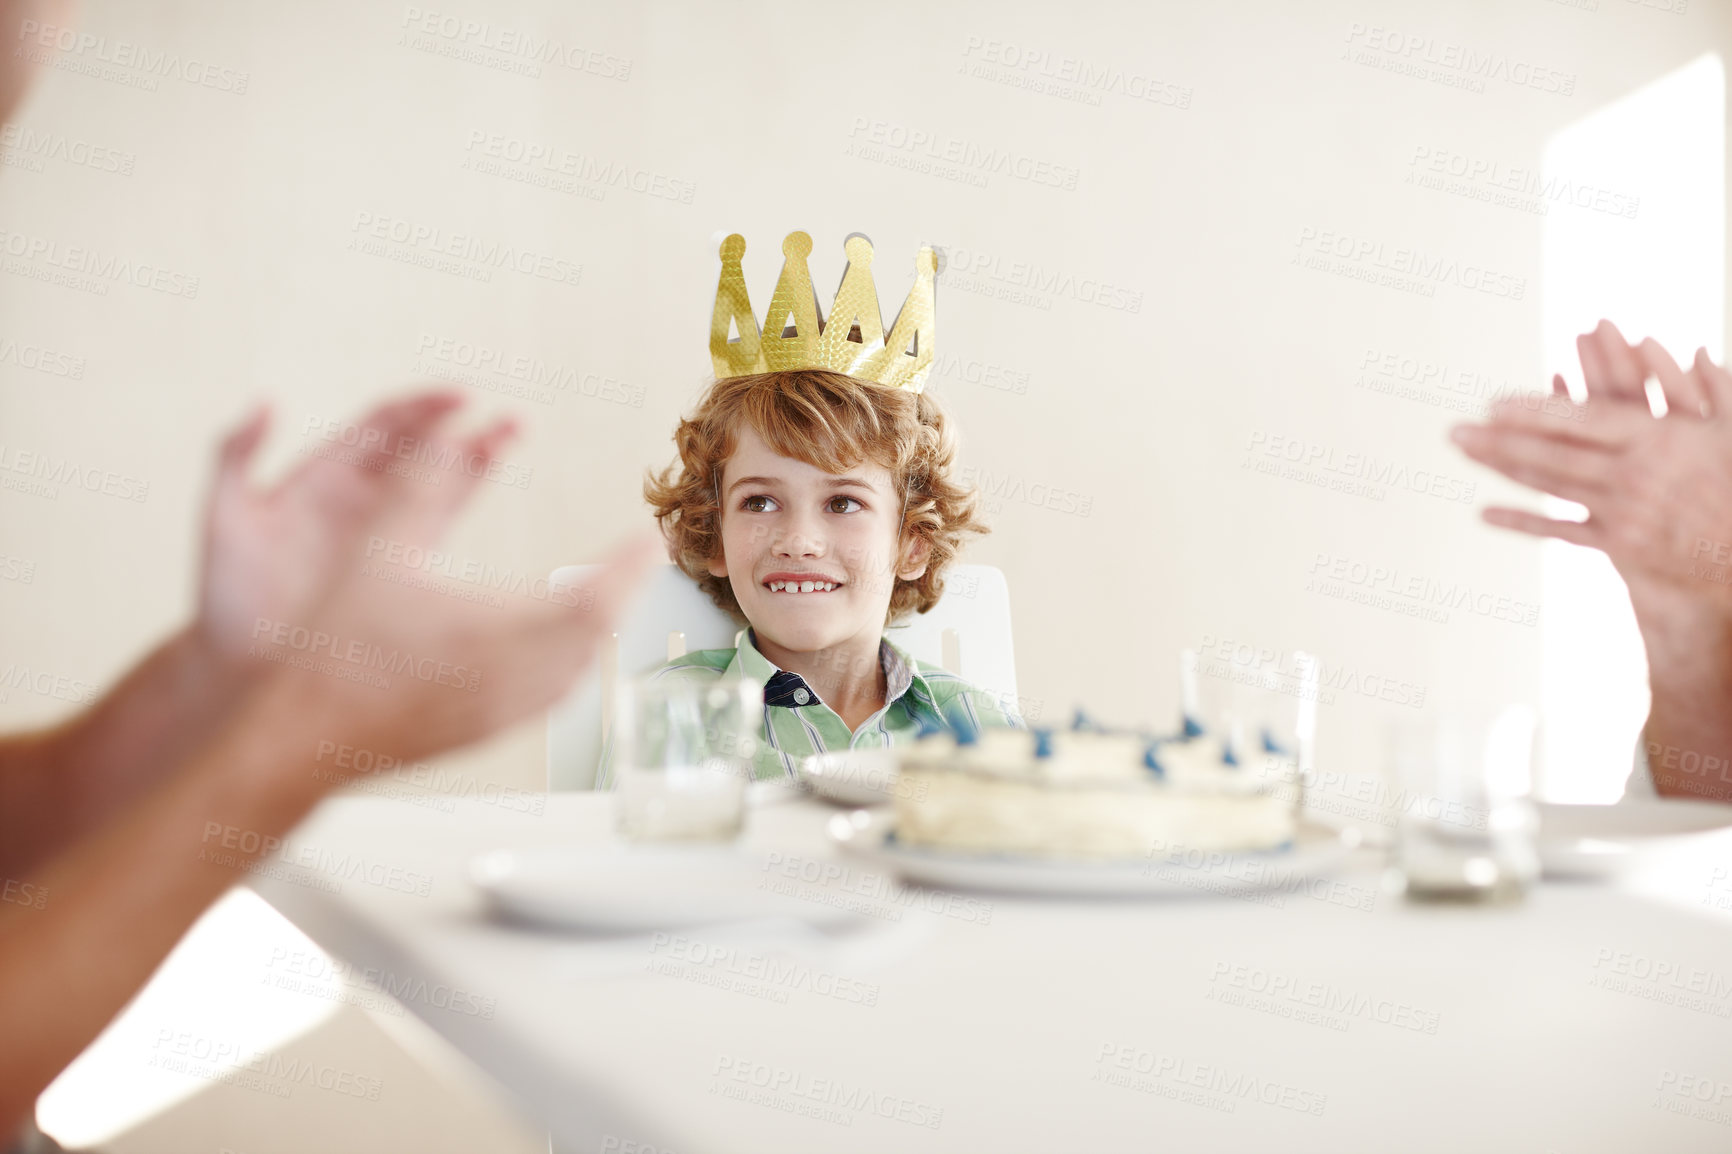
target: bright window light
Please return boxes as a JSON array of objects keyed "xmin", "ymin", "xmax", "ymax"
[
  {"xmin": 1540, "ymin": 53, "xmax": 1725, "ymax": 802},
  {"xmin": 35, "ymin": 889, "xmax": 342, "ymax": 1147}
]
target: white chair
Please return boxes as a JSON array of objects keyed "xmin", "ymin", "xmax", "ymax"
[{"xmin": 545, "ymin": 562, "xmax": 1019, "ymax": 790}]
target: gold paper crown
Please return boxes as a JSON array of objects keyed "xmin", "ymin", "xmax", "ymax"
[{"xmin": 710, "ymin": 231, "xmax": 937, "ymax": 393}]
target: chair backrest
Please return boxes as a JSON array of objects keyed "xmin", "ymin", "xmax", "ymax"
[{"xmin": 545, "ymin": 563, "xmax": 1018, "ymax": 789}]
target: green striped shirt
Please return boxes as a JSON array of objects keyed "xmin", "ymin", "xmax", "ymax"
[{"xmin": 596, "ymin": 628, "xmax": 1023, "ymax": 785}]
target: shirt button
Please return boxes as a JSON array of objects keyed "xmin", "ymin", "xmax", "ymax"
[{"xmin": 793, "ymin": 688, "xmax": 810, "ymax": 705}]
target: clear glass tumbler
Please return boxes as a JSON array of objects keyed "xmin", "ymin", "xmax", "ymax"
[
  {"xmin": 1387, "ymin": 706, "xmax": 1540, "ymax": 903},
  {"xmin": 1183, "ymin": 647, "xmax": 1318, "ymax": 812},
  {"xmin": 612, "ymin": 677, "xmax": 762, "ymax": 842}
]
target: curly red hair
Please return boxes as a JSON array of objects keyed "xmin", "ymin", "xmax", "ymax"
[{"xmin": 645, "ymin": 369, "xmax": 987, "ymax": 623}]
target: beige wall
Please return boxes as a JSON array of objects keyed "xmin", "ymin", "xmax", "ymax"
[{"xmin": 0, "ymin": 0, "xmax": 1724, "ymax": 792}]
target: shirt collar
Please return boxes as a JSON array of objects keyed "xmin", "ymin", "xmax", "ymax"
[
  {"xmin": 727, "ymin": 627, "xmax": 776, "ymax": 685},
  {"xmin": 732, "ymin": 628, "xmax": 933, "ymax": 712}
]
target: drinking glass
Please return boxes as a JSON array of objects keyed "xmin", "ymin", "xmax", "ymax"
[
  {"xmin": 612, "ymin": 677, "xmax": 762, "ymax": 841},
  {"xmin": 1387, "ymin": 706, "xmax": 1539, "ymax": 903},
  {"xmin": 1181, "ymin": 647, "xmax": 1318, "ymax": 810}
]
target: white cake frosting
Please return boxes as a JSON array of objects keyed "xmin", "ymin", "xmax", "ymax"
[{"xmin": 893, "ymin": 726, "xmax": 1297, "ymax": 860}]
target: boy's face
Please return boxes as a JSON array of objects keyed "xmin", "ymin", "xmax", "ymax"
[{"xmin": 708, "ymin": 425, "xmax": 926, "ymax": 654}]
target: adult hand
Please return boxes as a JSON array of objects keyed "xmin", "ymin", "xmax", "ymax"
[
  {"xmin": 1449, "ymin": 329, "xmax": 1732, "ymax": 603},
  {"xmin": 0, "ymin": 391, "xmax": 533, "ymax": 875},
  {"xmin": 0, "ymin": 388, "xmax": 656, "ymax": 1138},
  {"xmin": 256, "ymin": 530, "xmax": 657, "ymax": 774},
  {"xmin": 194, "ymin": 392, "xmax": 517, "ymax": 670},
  {"xmin": 227, "ymin": 396, "xmax": 657, "ymax": 773},
  {"xmin": 1450, "ymin": 324, "xmax": 1732, "ymax": 803}
]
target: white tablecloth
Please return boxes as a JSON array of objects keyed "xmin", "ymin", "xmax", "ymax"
[{"xmin": 251, "ymin": 794, "xmax": 1732, "ymax": 1153}]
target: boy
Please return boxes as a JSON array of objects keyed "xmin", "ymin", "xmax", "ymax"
[{"xmin": 598, "ymin": 233, "xmax": 1021, "ymax": 783}]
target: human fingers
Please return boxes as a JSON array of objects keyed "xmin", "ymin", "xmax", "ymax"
[
  {"xmin": 206, "ymin": 403, "xmax": 272, "ymax": 510},
  {"xmin": 201, "ymin": 403, "xmax": 272, "ymax": 555},
  {"xmin": 1576, "ymin": 325, "xmax": 1614, "ymax": 397},
  {"xmin": 270, "ymin": 391, "xmax": 465, "ymax": 500},
  {"xmin": 353, "ymin": 391, "xmax": 469, "ymax": 473},
  {"xmin": 1595, "ymin": 320, "xmax": 1651, "ymax": 400},
  {"xmin": 465, "ymin": 532, "xmax": 661, "ymax": 721},
  {"xmin": 1639, "ymin": 337, "xmax": 1708, "ymax": 417},
  {"xmin": 449, "ymin": 415, "xmax": 521, "ymax": 492},
  {"xmin": 1694, "ymin": 347, "xmax": 1732, "ymax": 419},
  {"xmin": 333, "ymin": 391, "xmax": 466, "ymax": 473},
  {"xmin": 1452, "ymin": 425, "xmax": 1613, "ymax": 503},
  {"xmin": 1577, "ymin": 320, "xmax": 1647, "ymax": 402},
  {"xmin": 468, "ymin": 414, "xmax": 519, "ymax": 461},
  {"xmin": 217, "ymin": 402, "xmax": 271, "ymax": 479},
  {"xmin": 1478, "ymin": 394, "xmax": 1603, "ymax": 443},
  {"xmin": 1479, "ymin": 391, "xmax": 1656, "ymax": 449},
  {"xmin": 380, "ymin": 415, "xmax": 522, "ymax": 544},
  {"xmin": 1481, "ymin": 507, "xmax": 1602, "ymax": 550},
  {"xmin": 359, "ymin": 390, "xmax": 466, "ymax": 440},
  {"xmin": 301, "ymin": 534, "xmax": 658, "ymax": 762},
  {"xmin": 550, "ymin": 531, "xmax": 661, "ymax": 647},
  {"xmin": 524, "ymin": 532, "xmax": 661, "ymax": 679}
]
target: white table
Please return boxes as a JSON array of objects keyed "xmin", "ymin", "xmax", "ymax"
[{"xmin": 251, "ymin": 794, "xmax": 1732, "ymax": 1153}]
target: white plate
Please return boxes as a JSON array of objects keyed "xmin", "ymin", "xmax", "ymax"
[
  {"xmin": 827, "ymin": 810, "xmax": 1363, "ymax": 898},
  {"xmin": 469, "ymin": 844, "xmax": 866, "ymax": 932},
  {"xmin": 1538, "ymin": 799, "xmax": 1732, "ymax": 880},
  {"xmin": 799, "ymin": 749, "xmax": 904, "ymax": 808}
]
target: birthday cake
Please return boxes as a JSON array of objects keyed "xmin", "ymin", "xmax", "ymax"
[{"xmin": 892, "ymin": 721, "xmax": 1297, "ymax": 859}]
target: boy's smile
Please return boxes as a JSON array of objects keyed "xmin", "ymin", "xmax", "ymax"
[
  {"xmin": 707, "ymin": 425, "xmax": 926, "ymax": 665},
  {"xmin": 762, "ymin": 574, "xmax": 842, "ymax": 594}
]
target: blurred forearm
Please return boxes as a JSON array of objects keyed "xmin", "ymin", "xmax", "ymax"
[
  {"xmin": 0, "ymin": 625, "xmax": 262, "ymax": 876},
  {"xmin": 1629, "ymin": 581, "xmax": 1732, "ymax": 802},
  {"xmin": 0, "ymin": 670, "xmax": 332, "ymax": 1136}
]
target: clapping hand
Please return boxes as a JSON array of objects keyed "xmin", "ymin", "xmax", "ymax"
[
  {"xmin": 1451, "ymin": 321, "xmax": 1732, "ymax": 606},
  {"xmin": 194, "ymin": 392, "xmax": 519, "ymax": 669},
  {"xmin": 197, "ymin": 390, "xmax": 656, "ymax": 771}
]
